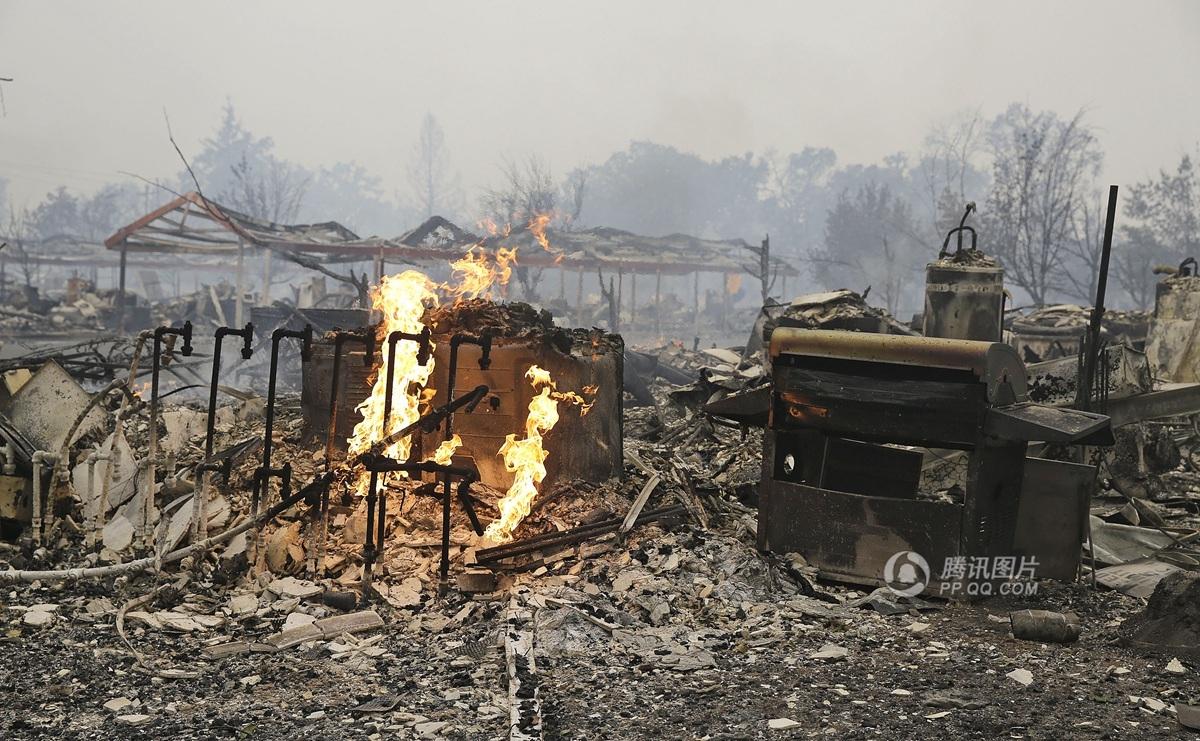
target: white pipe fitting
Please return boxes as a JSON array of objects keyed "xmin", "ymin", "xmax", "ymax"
[{"xmin": 30, "ymin": 451, "xmax": 59, "ymax": 546}]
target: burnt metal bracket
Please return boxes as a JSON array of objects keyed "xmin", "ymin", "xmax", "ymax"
[
  {"xmin": 141, "ymin": 321, "xmax": 193, "ymax": 554},
  {"xmin": 193, "ymin": 323, "xmax": 254, "ymax": 545},
  {"xmin": 353, "ymin": 383, "xmax": 491, "ymax": 605},
  {"xmin": 362, "ymin": 327, "xmax": 432, "ymax": 600},
  {"xmin": 253, "ymin": 324, "xmax": 312, "ymax": 516}
]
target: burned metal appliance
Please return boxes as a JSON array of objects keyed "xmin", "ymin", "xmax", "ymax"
[
  {"xmin": 418, "ymin": 331, "xmax": 623, "ymax": 490},
  {"xmin": 301, "ymin": 318, "xmax": 624, "ymax": 491},
  {"xmin": 922, "ymin": 206, "xmax": 1005, "ymax": 342},
  {"xmin": 759, "ymin": 328, "xmax": 1112, "ymax": 591}
]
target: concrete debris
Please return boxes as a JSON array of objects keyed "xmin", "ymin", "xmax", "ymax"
[
  {"xmin": 102, "ymin": 697, "xmax": 134, "ymax": 713},
  {"xmin": 809, "ymin": 643, "xmax": 848, "ymax": 662},
  {"xmin": 1005, "ymin": 668, "xmax": 1034, "ymax": 687},
  {"xmin": 267, "ymin": 576, "xmax": 324, "ymax": 600},
  {"xmin": 1179, "ymin": 703, "xmax": 1200, "ymax": 731}
]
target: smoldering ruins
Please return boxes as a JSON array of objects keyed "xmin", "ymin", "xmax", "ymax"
[{"xmin": 2, "ymin": 5, "xmax": 1200, "ymax": 739}]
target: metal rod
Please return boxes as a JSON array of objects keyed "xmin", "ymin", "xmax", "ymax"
[
  {"xmin": 143, "ymin": 322, "xmax": 193, "ymax": 552},
  {"xmin": 361, "ymin": 327, "xmax": 430, "ymax": 602},
  {"xmin": 1078, "ymin": 185, "xmax": 1119, "ymax": 412},
  {"xmin": 474, "ymin": 505, "xmax": 686, "ymax": 564},
  {"xmin": 255, "ymin": 324, "xmax": 312, "ymax": 515},
  {"xmin": 195, "ymin": 323, "xmax": 253, "ymax": 543}
]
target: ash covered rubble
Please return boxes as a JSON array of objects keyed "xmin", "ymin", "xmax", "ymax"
[{"xmin": 3, "ymin": 247, "xmax": 1200, "ymax": 738}]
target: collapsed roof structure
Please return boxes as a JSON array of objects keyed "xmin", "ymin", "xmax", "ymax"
[{"xmin": 102, "ymin": 192, "xmax": 798, "ymax": 334}]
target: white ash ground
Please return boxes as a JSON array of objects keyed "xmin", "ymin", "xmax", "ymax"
[{"xmin": 1, "ymin": 374, "xmax": 1199, "ymax": 738}]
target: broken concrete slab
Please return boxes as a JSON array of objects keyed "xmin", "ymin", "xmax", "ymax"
[
  {"xmin": 102, "ymin": 697, "xmax": 134, "ymax": 713},
  {"xmin": 1005, "ymin": 668, "xmax": 1034, "ymax": 687},
  {"xmin": 267, "ymin": 576, "xmax": 323, "ymax": 600},
  {"xmin": 22, "ymin": 609, "xmax": 55, "ymax": 627},
  {"xmin": 809, "ymin": 643, "xmax": 848, "ymax": 662}
]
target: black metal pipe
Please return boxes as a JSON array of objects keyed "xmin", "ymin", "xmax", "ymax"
[
  {"xmin": 254, "ymin": 324, "xmax": 312, "ymax": 514},
  {"xmin": 1078, "ymin": 185, "xmax": 1119, "ymax": 412},
  {"xmin": 366, "ymin": 385, "xmax": 489, "ymax": 456},
  {"xmin": 144, "ymin": 321, "xmax": 193, "ymax": 554},
  {"xmin": 199, "ymin": 323, "xmax": 253, "ymax": 479},
  {"xmin": 474, "ymin": 505, "xmax": 687, "ymax": 565},
  {"xmin": 439, "ymin": 332, "xmax": 493, "ymax": 589},
  {"xmin": 362, "ymin": 326, "xmax": 431, "ymax": 600},
  {"xmin": 151, "ymin": 321, "xmax": 195, "ymax": 439}
]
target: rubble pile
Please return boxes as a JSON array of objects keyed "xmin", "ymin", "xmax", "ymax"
[
  {"xmin": 3, "ymin": 287, "xmax": 1200, "ymax": 737},
  {"xmin": 760, "ymin": 289, "xmax": 916, "ymax": 338},
  {"xmin": 149, "ymin": 282, "xmax": 243, "ymax": 327},
  {"xmin": 935, "ymin": 248, "xmax": 999, "ymax": 267},
  {"xmin": 0, "ymin": 283, "xmax": 124, "ymax": 335},
  {"xmin": 1009, "ymin": 304, "xmax": 1151, "ymax": 352}
]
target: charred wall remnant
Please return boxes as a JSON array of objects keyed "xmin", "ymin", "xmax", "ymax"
[{"xmin": 1146, "ymin": 261, "xmax": 1200, "ymax": 383}]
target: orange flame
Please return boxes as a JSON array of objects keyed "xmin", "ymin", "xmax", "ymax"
[
  {"xmin": 483, "ymin": 365, "xmax": 595, "ymax": 542},
  {"xmin": 528, "ymin": 212, "xmax": 564, "ymax": 265},
  {"xmin": 442, "ymin": 244, "xmax": 520, "ymax": 303},
  {"xmin": 429, "ymin": 434, "xmax": 462, "ymax": 466},
  {"xmin": 346, "ymin": 270, "xmax": 438, "ymax": 494}
]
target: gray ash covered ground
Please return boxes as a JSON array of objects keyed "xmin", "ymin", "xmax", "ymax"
[{"xmin": 1, "ymin": 342, "xmax": 1199, "ymax": 739}]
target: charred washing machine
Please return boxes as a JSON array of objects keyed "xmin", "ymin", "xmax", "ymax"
[{"xmin": 758, "ymin": 328, "xmax": 1113, "ymax": 592}]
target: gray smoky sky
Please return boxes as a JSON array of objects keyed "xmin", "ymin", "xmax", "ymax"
[{"xmin": 1, "ymin": 0, "xmax": 1197, "ymax": 211}]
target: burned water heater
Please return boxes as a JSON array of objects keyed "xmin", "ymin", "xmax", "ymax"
[{"xmin": 922, "ymin": 217, "xmax": 1005, "ymax": 343}]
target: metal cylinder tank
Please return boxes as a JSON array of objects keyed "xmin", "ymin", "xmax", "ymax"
[{"xmin": 922, "ymin": 224, "xmax": 1004, "ymax": 342}]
